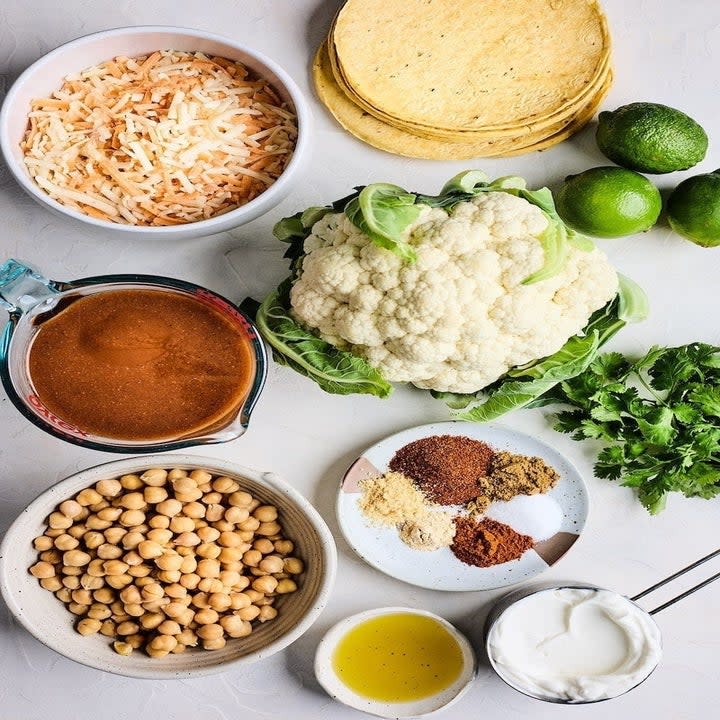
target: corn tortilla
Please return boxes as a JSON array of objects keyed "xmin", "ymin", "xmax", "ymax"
[
  {"xmin": 333, "ymin": 0, "xmax": 610, "ymax": 131},
  {"xmin": 327, "ymin": 33, "xmax": 610, "ymax": 140},
  {"xmin": 312, "ymin": 43, "xmax": 609, "ymax": 160}
]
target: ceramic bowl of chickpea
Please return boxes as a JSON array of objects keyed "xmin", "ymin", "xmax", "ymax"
[{"xmin": 0, "ymin": 455, "xmax": 337, "ymax": 678}]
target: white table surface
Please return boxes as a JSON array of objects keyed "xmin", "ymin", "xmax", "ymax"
[{"xmin": 1, "ymin": 1, "xmax": 719, "ymax": 718}]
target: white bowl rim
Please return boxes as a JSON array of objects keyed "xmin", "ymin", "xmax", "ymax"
[
  {"xmin": 0, "ymin": 453, "xmax": 338, "ymax": 679},
  {"xmin": 314, "ymin": 606, "xmax": 477, "ymax": 718},
  {"xmin": 0, "ymin": 25, "xmax": 311, "ymax": 236}
]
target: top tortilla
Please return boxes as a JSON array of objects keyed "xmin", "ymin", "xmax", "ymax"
[{"xmin": 333, "ymin": 0, "xmax": 610, "ymax": 131}]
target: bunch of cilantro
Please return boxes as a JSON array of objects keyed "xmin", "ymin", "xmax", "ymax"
[{"xmin": 535, "ymin": 343, "xmax": 720, "ymax": 513}]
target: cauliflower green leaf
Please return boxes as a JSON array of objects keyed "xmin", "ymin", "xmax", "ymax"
[{"xmin": 255, "ymin": 282, "xmax": 393, "ymax": 398}]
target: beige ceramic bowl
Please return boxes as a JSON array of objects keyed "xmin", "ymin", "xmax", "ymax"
[{"xmin": 0, "ymin": 455, "xmax": 336, "ymax": 679}]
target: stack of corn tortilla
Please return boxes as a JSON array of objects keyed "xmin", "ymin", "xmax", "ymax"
[{"xmin": 313, "ymin": 0, "xmax": 612, "ymax": 159}]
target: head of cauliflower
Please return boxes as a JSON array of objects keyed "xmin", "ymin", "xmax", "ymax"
[{"xmin": 289, "ymin": 191, "xmax": 618, "ymax": 394}]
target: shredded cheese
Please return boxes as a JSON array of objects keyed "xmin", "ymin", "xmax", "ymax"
[{"xmin": 21, "ymin": 51, "xmax": 297, "ymax": 226}]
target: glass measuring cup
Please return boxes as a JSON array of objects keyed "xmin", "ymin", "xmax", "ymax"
[{"xmin": 0, "ymin": 259, "xmax": 267, "ymax": 452}]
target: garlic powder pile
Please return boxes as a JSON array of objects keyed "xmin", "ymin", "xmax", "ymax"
[{"xmin": 22, "ymin": 50, "xmax": 297, "ymax": 225}]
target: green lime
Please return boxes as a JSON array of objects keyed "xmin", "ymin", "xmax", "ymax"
[
  {"xmin": 666, "ymin": 171, "xmax": 720, "ymax": 247},
  {"xmin": 596, "ymin": 102, "xmax": 708, "ymax": 174},
  {"xmin": 555, "ymin": 166, "xmax": 662, "ymax": 238}
]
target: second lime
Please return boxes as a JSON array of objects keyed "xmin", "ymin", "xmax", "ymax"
[{"xmin": 556, "ymin": 167, "xmax": 662, "ymax": 238}]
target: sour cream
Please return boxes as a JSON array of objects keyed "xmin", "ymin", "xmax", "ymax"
[{"xmin": 487, "ymin": 587, "xmax": 662, "ymax": 702}]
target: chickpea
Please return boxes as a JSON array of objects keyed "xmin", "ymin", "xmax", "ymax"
[
  {"xmin": 236, "ymin": 604, "xmax": 261, "ymax": 621},
  {"xmin": 257, "ymin": 521, "xmax": 281, "ymax": 537},
  {"xmin": 242, "ymin": 549, "xmax": 262, "ymax": 568},
  {"xmin": 137, "ymin": 612, "xmax": 163, "ymax": 631},
  {"xmin": 212, "ymin": 476, "xmax": 239, "ymax": 493},
  {"xmin": 152, "ymin": 553, "xmax": 181, "ymax": 572},
  {"xmin": 121, "ymin": 531, "xmax": 144, "ymax": 550},
  {"xmin": 221, "ymin": 615, "xmax": 252, "ymax": 638},
  {"xmin": 55, "ymin": 588, "xmax": 72, "ymax": 603},
  {"xmin": 112, "ymin": 640, "xmax": 133, "ymax": 656},
  {"xmin": 106, "ymin": 574, "xmax": 133, "ymax": 590},
  {"xmin": 29, "ymin": 561, "xmax": 56, "ymax": 578},
  {"xmin": 212, "ymin": 521, "xmax": 234, "ymax": 533},
  {"xmin": 61, "ymin": 564, "xmax": 82, "ymax": 576},
  {"xmin": 197, "ymin": 578, "xmax": 224, "ymax": 594},
  {"xmin": 169, "ymin": 516, "xmax": 194, "ymax": 534},
  {"xmin": 100, "ymin": 620, "xmax": 117, "ymax": 637},
  {"xmin": 197, "ymin": 558, "xmax": 221, "ymax": 578},
  {"xmin": 258, "ymin": 556, "xmax": 284, "ymax": 575},
  {"xmin": 219, "ymin": 570, "xmax": 242, "ymax": 588},
  {"xmin": 119, "ymin": 585, "xmax": 142, "ymax": 605},
  {"xmin": 123, "ymin": 550, "xmax": 143, "ymax": 567},
  {"xmin": 175, "ymin": 489, "xmax": 203, "ymax": 503},
  {"xmin": 102, "ymin": 559, "xmax": 129, "ymax": 576},
  {"xmin": 85, "ymin": 515, "xmax": 112, "ymax": 531},
  {"xmin": 146, "ymin": 634, "xmax": 177, "ymax": 658},
  {"xmin": 230, "ymin": 592, "xmax": 252, "ymax": 610},
  {"xmin": 140, "ymin": 468, "xmax": 168, "ymax": 487},
  {"xmin": 191, "ymin": 592, "xmax": 210, "ymax": 609},
  {"xmin": 67, "ymin": 525, "xmax": 87, "ymax": 540},
  {"xmin": 158, "ymin": 619, "xmax": 181, "ymax": 636},
  {"xmin": 48, "ymin": 512, "xmax": 73, "ymax": 530},
  {"xmin": 63, "ymin": 550, "xmax": 91, "ymax": 567},
  {"xmin": 58, "ymin": 499, "xmax": 83, "ymax": 519},
  {"xmin": 141, "ymin": 597, "xmax": 170, "ymax": 613},
  {"xmin": 77, "ymin": 618, "xmax": 102, "ymax": 635},
  {"xmin": 137, "ymin": 541, "xmax": 163, "ymax": 560},
  {"xmin": 223, "ymin": 506, "xmax": 249, "ymax": 525},
  {"xmin": 62, "ymin": 576, "xmax": 81, "ymax": 590},
  {"xmin": 177, "ymin": 628, "xmax": 198, "ymax": 647},
  {"xmin": 143, "ymin": 486, "xmax": 168, "ymax": 504},
  {"xmin": 104, "ymin": 527, "xmax": 127, "ymax": 545},
  {"xmin": 167, "ymin": 468, "xmax": 188, "ymax": 481},
  {"xmin": 179, "ymin": 555, "xmax": 197, "ymax": 574},
  {"xmin": 124, "ymin": 603, "xmax": 145, "ymax": 617},
  {"xmin": 129, "ymin": 564, "xmax": 152, "ymax": 578},
  {"xmin": 276, "ymin": 579, "xmax": 298, "ymax": 594},
  {"xmin": 125, "ymin": 633, "xmax": 145, "ymax": 649},
  {"xmin": 196, "ymin": 543, "xmax": 221, "ymax": 560},
  {"xmin": 87, "ymin": 603, "xmax": 112, "ymax": 620},
  {"xmin": 208, "ymin": 592, "xmax": 232, "ymax": 612},
  {"xmin": 202, "ymin": 637, "xmax": 226, "ymax": 651},
  {"xmin": 196, "ymin": 526, "xmax": 220, "ymax": 543},
  {"xmin": 71, "ymin": 588, "xmax": 93, "ymax": 605},
  {"xmin": 88, "ymin": 499, "xmax": 110, "ymax": 512},
  {"xmin": 76, "ymin": 488, "xmax": 103, "ymax": 506},
  {"xmin": 239, "ymin": 517, "xmax": 260, "ymax": 532},
  {"xmin": 116, "ymin": 621, "xmax": 140, "ymax": 636},
  {"xmin": 68, "ymin": 602, "xmax": 89, "ymax": 616},
  {"xmin": 180, "ymin": 573, "xmax": 201, "ymax": 590},
  {"xmin": 156, "ymin": 499, "xmax": 183, "ymax": 517},
  {"xmin": 81, "ymin": 531, "xmax": 104, "ymax": 550},
  {"xmin": 216, "ymin": 531, "xmax": 242, "ymax": 548},
  {"xmin": 40, "ymin": 576, "xmax": 63, "ymax": 592},
  {"xmin": 244, "ymin": 589, "xmax": 264, "ymax": 604},
  {"xmin": 97, "ymin": 507, "xmax": 123, "ymax": 522},
  {"xmin": 253, "ymin": 538, "xmax": 274, "ymax": 555},
  {"xmin": 119, "ymin": 510, "xmax": 145, "ymax": 527},
  {"xmin": 171, "ymin": 477, "xmax": 197, "ymax": 495},
  {"xmin": 147, "ymin": 528, "xmax": 173, "ymax": 545},
  {"xmin": 189, "ymin": 469, "xmax": 212, "ymax": 485},
  {"xmin": 80, "ymin": 574, "xmax": 104, "ymax": 590},
  {"xmin": 253, "ymin": 505, "xmax": 277, "ymax": 523},
  {"xmin": 204, "ymin": 504, "xmax": 224, "ymax": 522},
  {"xmin": 258, "ymin": 605, "xmax": 278, "ymax": 623},
  {"xmin": 252, "ymin": 575, "xmax": 278, "ymax": 595},
  {"xmin": 164, "ymin": 584, "xmax": 187, "ymax": 600},
  {"xmin": 163, "ymin": 602, "xmax": 187, "ymax": 620},
  {"xmin": 96, "ymin": 478, "xmax": 123, "ymax": 497},
  {"xmin": 227, "ymin": 491, "xmax": 252, "ymax": 507},
  {"xmin": 196, "ymin": 623, "xmax": 223, "ymax": 641},
  {"xmin": 93, "ymin": 588, "xmax": 115, "ymax": 604},
  {"xmin": 193, "ymin": 608, "xmax": 219, "ymax": 625},
  {"xmin": 182, "ymin": 501, "xmax": 205, "ymax": 519},
  {"xmin": 141, "ymin": 582, "xmax": 164, "ymax": 600},
  {"xmin": 44, "ymin": 528, "xmax": 65, "ymax": 539},
  {"xmin": 95, "ymin": 543, "xmax": 122, "ymax": 560},
  {"xmin": 33, "ymin": 535, "xmax": 54, "ymax": 551},
  {"xmin": 147, "ymin": 515, "xmax": 169, "ymax": 530},
  {"xmin": 284, "ymin": 557, "xmax": 304, "ymax": 575},
  {"xmin": 218, "ymin": 547, "xmax": 243, "ymax": 564},
  {"xmin": 174, "ymin": 532, "xmax": 201, "ymax": 547}
]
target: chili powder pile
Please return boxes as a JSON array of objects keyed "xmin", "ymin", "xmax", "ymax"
[
  {"xmin": 451, "ymin": 517, "xmax": 534, "ymax": 568},
  {"xmin": 388, "ymin": 435, "xmax": 494, "ymax": 505}
]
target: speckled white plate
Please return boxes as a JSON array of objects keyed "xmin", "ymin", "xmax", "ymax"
[{"xmin": 336, "ymin": 422, "xmax": 589, "ymax": 592}]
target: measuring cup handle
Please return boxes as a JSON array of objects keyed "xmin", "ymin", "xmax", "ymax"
[{"xmin": 0, "ymin": 259, "xmax": 60, "ymax": 314}]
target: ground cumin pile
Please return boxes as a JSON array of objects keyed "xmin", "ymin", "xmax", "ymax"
[
  {"xmin": 388, "ymin": 435, "xmax": 495, "ymax": 504},
  {"xmin": 451, "ymin": 517, "xmax": 534, "ymax": 568},
  {"xmin": 467, "ymin": 451, "xmax": 560, "ymax": 514}
]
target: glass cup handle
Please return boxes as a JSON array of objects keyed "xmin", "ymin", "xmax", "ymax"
[{"xmin": 0, "ymin": 259, "xmax": 59, "ymax": 313}]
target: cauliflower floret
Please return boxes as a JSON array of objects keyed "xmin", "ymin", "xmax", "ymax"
[{"xmin": 290, "ymin": 192, "xmax": 619, "ymax": 393}]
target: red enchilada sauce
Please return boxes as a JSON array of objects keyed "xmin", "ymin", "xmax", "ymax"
[{"xmin": 27, "ymin": 289, "xmax": 255, "ymax": 441}]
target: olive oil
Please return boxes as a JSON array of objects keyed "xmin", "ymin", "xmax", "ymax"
[{"xmin": 331, "ymin": 612, "xmax": 464, "ymax": 702}]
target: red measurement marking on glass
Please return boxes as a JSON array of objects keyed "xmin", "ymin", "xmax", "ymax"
[{"xmin": 27, "ymin": 394, "xmax": 88, "ymax": 437}]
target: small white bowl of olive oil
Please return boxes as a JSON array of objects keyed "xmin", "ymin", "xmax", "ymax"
[{"xmin": 314, "ymin": 607, "xmax": 476, "ymax": 718}]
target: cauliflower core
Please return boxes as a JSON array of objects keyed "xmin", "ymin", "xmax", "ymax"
[{"xmin": 289, "ymin": 192, "xmax": 619, "ymax": 393}]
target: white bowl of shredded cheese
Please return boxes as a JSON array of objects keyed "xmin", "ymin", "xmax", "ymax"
[{"xmin": 0, "ymin": 26, "xmax": 310, "ymax": 238}]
